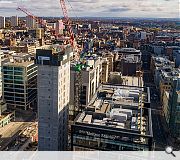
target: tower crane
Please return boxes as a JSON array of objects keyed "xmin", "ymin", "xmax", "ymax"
[
  {"xmin": 17, "ymin": 6, "xmax": 46, "ymax": 27},
  {"xmin": 59, "ymin": 0, "xmax": 75, "ymax": 49},
  {"xmin": 59, "ymin": 0, "xmax": 85, "ymax": 118}
]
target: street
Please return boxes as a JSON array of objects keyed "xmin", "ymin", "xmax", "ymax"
[{"xmin": 0, "ymin": 110, "xmax": 36, "ymax": 151}]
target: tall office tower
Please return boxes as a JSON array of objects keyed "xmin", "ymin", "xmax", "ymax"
[
  {"xmin": 55, "ymin": 20, "xmax": 64, "ymax": 35},
  {"xmin": 10, "ymin": 16, "xmax": 18, "ymax": 27},
  {"xmin": 2, "ymin": 53, "xmax": 37, "ymax": 110},
  {"xmin": 36, "ymin": 45, "xmax": 72, "ymax": 151},
  {"xmin": 0, "ymin": 16, "xmax": 5, "ymax": 29},
  {"xmin": 26, "ymin": 16, "xmax": 36, "ymax": 29}
]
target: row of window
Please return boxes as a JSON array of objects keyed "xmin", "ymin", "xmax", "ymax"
[
  {"xmin": 3, "ymin": 66, "xmax": 24, "ymax": 72},
  {"xmin": 4, "ymin": 75, "xmax": 24, "ymax": 80}
]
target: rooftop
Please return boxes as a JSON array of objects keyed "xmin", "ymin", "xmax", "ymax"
[
  {"xmin": 114, "ymin": 48, "xmax": 141, "ymax": 53},
  {"xmin": 74, "ymin": 84, "xmax": 152, "ymax": 143},
  {"xmin": 3, "ymin": 52, "xmax": 34, "ymax": 67}
]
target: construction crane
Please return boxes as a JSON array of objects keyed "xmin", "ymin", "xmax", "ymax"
[
  {"xmin": 17, "ymin": 6, "xmax": 46, "ymax": 27},
  {"xmin": 59, "ymin": 0, "xmax": 75, "ymax": 48},
  {"xmin": 59, "ymin": 0, "xmax": 87, "ymax": 119}
]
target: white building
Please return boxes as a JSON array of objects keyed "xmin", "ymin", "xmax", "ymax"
[
  {"xmin": 26, "ymin": 16, "xmax": 36, "ymax": 29},
  {"xmin": 36, "ymin": 45, "xmax": 73, "ymax": 151},
  {"xmin": 10, "ymin": 16, "xmax": 18, "ymax": 27},
  {"xmin": 0, "ymin": 16, "xmax": 5, "ymax": 29},
  {"xmin": 70, "ymin": 56, "xmax": 102, "ymax": 118}
]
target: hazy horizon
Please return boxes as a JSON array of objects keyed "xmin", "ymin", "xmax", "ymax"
[{"xmin": 0, "ymin": 0, "xmax": 179, "ymax": 18}]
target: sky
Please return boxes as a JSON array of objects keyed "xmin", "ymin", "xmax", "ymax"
[{"xmin": 0, "ymin": 0, "xmax": 179, "ymax": 18}]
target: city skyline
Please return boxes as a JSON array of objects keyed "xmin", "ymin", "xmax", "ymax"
[{"xmin": 0, "ymin": 0, "xmax": 179, "ymax": 18}]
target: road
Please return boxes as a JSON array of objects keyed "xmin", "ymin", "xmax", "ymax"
[
  {"xmin": 0, "ymin": 122, "xmax": 34, "ymax": 151},
  {"xmin": 0, "ymin": 110, "xmax": 36, "ymax": 151},
  {"xmin": 151, "ymin": 103, "xmax": 168, "ymax": 150}
]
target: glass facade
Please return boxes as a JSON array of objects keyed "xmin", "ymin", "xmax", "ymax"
[
  {"xmin": 3, "ymin": 63, "xmax": 37, "ymax": 110},
  {"xmin": 71, "ymin": 124, "xmax": 153, "ymax": 151}
]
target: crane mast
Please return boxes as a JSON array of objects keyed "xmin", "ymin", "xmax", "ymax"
[
  {"xmin": 60, "ymin": 0, "xmax": 83, "ymax": 119},
  {"xmin": 60, "ymin": 0, "xmax": 74, "ymax": 48}
]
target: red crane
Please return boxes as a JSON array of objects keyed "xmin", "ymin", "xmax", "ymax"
[
  {"xmin": 59, "ymin": 0, "xmax": 75, "ymax": 48},
  {"xmin": 17, "ymin": 6, "xmax": 46, "ymax": 27}
]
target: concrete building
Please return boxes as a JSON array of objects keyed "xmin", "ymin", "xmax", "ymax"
[
  {"xmin": 102, "ymin": 52, "xmax": 114, "ymax": 74},
  {"xmin": 150, "ymin": 56, "xmax": 175, "ymax": 87},
  {"xmin": 109, "ymin": 72, "xmax": 123, "ymax": 84},
  {"xmin": 168, "ymin": 77, "xmax": 180, "ymax": 139},
  {"xmin": 71, "ymin": 84, "xmax": 153, "ymax": 151},
  {"xmin": 173, "ymin": 48, "xmax": 180, "ymax": 68},
  {"xmin": 159, "ymin": 69, "xmax": 179, "ymax": 103},
  {"xmin": 28, "ymin": 28, "xmax": 45, "ymax": 39},
  {"xmin": 70, "ymin": 56, "xmax": 102, "ymax": 119},
  {"xmin": 10, "ymin": 39, "xmax": 40, "ymax": 54},
  {"xmin": 114, "ymin": 48, "xmax": 142, "ymax": 76},
  {"xmin": 10, "ymin": 16, "xmax": 18, "ymax": 27},
  {"xmin": 0, "ymin": 16, "xmax": 5, "ymax": 29},
  {"xmin": 121, "ymin": 76, "xmax": 144, "ymax": 87},
  {"xmin": 106, "ymin": 54, "xmax": 114, "ymax": 73},
  {"xmin": 36, "ymin": 45, "xmax": 73, "ymax": 151},
  {"xmin": 2, "ymin": 53, "xmax": 37, "ymax": 110},
  {"xmin": 55, "ymin": 20, "xmax": 64, "ymax": 35},
  {"xmin": 26, "ymin": 16, "xmax": 36, "ymax": 29},
  {"xmin": 101, "ymin": 58, "xmax": 109, "ymax": 84}
]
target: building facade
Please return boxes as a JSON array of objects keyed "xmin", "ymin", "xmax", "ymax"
[
  {"xmin": 114, "ymin": 48, "xmax": 142, "ymax": 76},
  {"xmin": 71, "ymin": 84, "xmax": 153, "ymax": 151},
  {"xmin": 0, "ymin": 16, "xmax": 5, "ymax": 29},
  {"xmin": 70, "ymin": 56, "xmax": 102, "ymax": 119},
  {"xmin": 26, "ymin": 16, "xmax": 36, "ymax": 29},
  {"xmin": 101, "ymin": 58, "xmax": 109, "ymax": 84},
  {"xmin": 10, "ymin": 16, "xmax": 18, "ymax": 27},
  {"xmin": 2, "ymin": 53, "xmax": 37, "ymax": 110},
  {"xmin": 0, "ymin": 99, "xmax": 15, "ymax": 128},
  {"xmin": 36, "ymin": 45, "xmax": 72, "ymax": 151},
  {"xmin": 168, "ymin": 77, "xmax": 180, "ymax": 139}
]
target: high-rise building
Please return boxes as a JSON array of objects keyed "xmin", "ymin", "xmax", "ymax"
[
  {"xmin": 36, "ymin": 45, "xmax": 72, "ymax": 151},
  {"xmin": 0, "ymin": 16, "xmax": 5, "ymax": 29},
  {"xmin": 55, "ymin": 20, "xmax": 64, "ymax": 35},
  {"xmin": 2, "ymin": 53, "xmax": 37, "ymax": 110},
  {"xmin": 26, "ymin": 16, "xmax": 36, "ymax": 29},
  {"xmin": 10, "ymin": 16, "xmax": 18, "ymax": 27}
]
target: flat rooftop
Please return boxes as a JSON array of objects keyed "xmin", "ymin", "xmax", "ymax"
[
  {"xmin": 74, "ymin": 84, "xmax": 152, "ymax": 144},
  {"xmin": 3, "ymin": 60, "xmax": 34, "ymax": 67},
  {"xmin": 114, "ymin": 48, "xmax": 141, "ymax": 53}
]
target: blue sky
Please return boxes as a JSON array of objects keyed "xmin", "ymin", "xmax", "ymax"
[{"xmin": 0, "ymin": 0, "xmax": 179, "ymax": 18}]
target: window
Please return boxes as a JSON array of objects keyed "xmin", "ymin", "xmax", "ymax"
[{"xmin": 14, "ymin": 67, "xmax": 23, "ymax": 72}]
